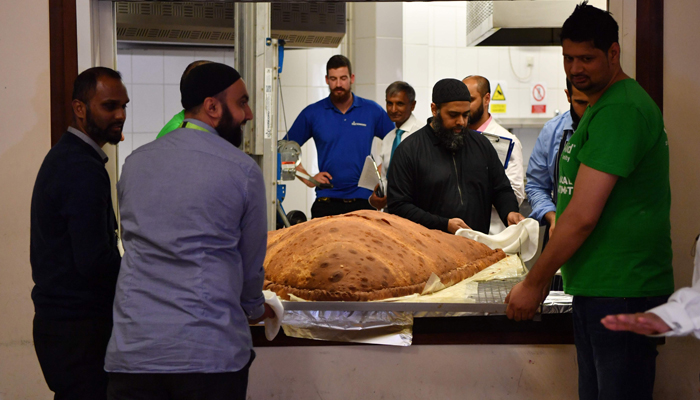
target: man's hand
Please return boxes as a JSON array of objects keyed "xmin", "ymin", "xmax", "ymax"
[
  {"xmin": 447, "ymin": 218, "xmax": 469, "ymax": 234},
  {"xmin": 505, "ymin": 279, "xmax": 547, "ymax": 321},
  {"xmin": 544, "ymin": 211, "xmax": 556, "ymax": 238},
  {"xmin": 313, "ymin": 172, "xmax": 332, "ymax": 185},
  {"xmin": 600, "ymin": 313, "xmax": 671, "ymax": 336},
  {"xmin": 248, "ymin": 303, "xmax": 276, "ymax": 325},
  {"xmin": 507, "ymin": 212, "xmax": 526, "ymax": 226},
  {"xmin": 369, "ymin": 184, "xmax": 387, "ymax": 210}
]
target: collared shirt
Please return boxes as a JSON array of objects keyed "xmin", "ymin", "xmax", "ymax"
[
  {"xmin": 387, "ymin": 119, "xmax": 519, "ymax": 233},
  {"xmin": 67, "ymin": 126, "xmax": 108, "ymax": 162},
  {"xmin": 650, "ymin": 236, "xmax": 700, "ymax": 338},
  {"xmin": 525, "ymin": 111, "xmax": 574, "ymax": 223},
  {"xmin": 287, "ymin": 94, "xmax": 394, "ymax": 199},
  {"xmin": 105, "ymin": 119, "xmax": 267, "ymax": 373},
  {"xmin": 379, "ymin": 113, "xmax": 421, "ymax": 186},
  {"xmin": 477, "ymin": 117, "xmax": 525, "ymax": 234},
  {"xmin": 157, "ymin": 110, "xmax": 185, "ymax": 139},
  {"xmin": 476, "ymin": 115, "xmax": 494, "ymax": 132},
  {"xmin": 478, "ymin": 117, "xmax": 525, "ymax": 205}
]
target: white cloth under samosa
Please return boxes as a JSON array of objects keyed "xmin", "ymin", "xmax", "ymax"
[
  {"xmin": 455, "ymin": 218, "xmax": 539, "ymax": 262},
  {"xmin": 263, "ymin": 290, "xmax": 284, "ymax": 340}
]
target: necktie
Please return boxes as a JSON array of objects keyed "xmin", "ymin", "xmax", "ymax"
[{"xmin": 391, "ymin": 129, "xmax": 405, "ymax": 160}]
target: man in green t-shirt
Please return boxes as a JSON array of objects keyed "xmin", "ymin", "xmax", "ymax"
[
  {"xmin": 505, "ymin": 3, "xmax": 673, "ymax": 399},
  {"xmin": 157, "ymin": 60, "xmax": 211, "ymax": 139}
]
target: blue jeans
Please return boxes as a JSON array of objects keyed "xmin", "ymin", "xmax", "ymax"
[{"xmin": 573, "ymin": 296, "xmax": 669, "ymax": 400}]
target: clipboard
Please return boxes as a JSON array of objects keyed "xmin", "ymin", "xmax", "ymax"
[{"xmin": 481, "ymin": 132, "xmax": 514, "ymax": 169}]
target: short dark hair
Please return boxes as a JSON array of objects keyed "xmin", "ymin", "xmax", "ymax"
[
  {"xmin": 326, "ymin": 55, "xmax": 352, "ymax": 76},
  {"xmin": 72, "ymin": 67, "xmax": 122, "ymax": 104},
  {"xmin": 463, "ymin": 75, "xmax": 491, "ymax": 96},
  {"xmin": 560, "ymin": 1, "xmax": 618, "ymax": 52},
  {"xmin": 385, "ymin": 81, "xmax": 416, "ymax": 103}
]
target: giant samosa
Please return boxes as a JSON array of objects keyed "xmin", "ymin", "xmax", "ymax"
[{"xmin": 264, "ymin": 210, "xmax": 505, "ymax": 301}]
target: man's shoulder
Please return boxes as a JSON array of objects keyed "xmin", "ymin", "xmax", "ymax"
[
  {"xmin": 296, "ymin": 97, "xmax": 332, "ymax": 118},
  {"xmin": 467, "ymin": 128, "xmax": 493, "ymax": 146},
  {"xmin": 134, "ymin": 129, "xmax": 258, "ymax": 171},
  {"xmin": 595, "ymin": 79, "xmax": 661, "ymax": 120},
  {"xmin": 401, "ymin": 114, "xmax": 423, "ymax": 134},
  {"xmin": 45, "ymin": 133, "xmax": 103, "ymax": 169},
  {"xmin": 398, "ymin": 125, "xmax": 429, "ymax": 147},
  {"xmin": 354, "ymin": 95, "xmax": 389, "ymax": 115},
  {"xmin": 541, "ymin": 111, "xmax": 572, "ymax": 135},
  {"xmin": 484, "ymin": 119, "xmax": 517, "ymax": 140}
]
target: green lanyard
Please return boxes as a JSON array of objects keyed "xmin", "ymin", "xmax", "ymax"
[{"xmin": 181, "ymin": 121, "xmax": 211, "ymax": 133}]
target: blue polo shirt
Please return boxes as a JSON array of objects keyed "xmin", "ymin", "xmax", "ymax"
[{"xmin": 287, "ymin": 94, "xmax": 394, "ymax": 199}]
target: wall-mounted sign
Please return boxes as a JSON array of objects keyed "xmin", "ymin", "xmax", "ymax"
[
  {"xmin": 490, "ymin": 81, "xmax": 507, "ymax": 114},
  {"xmin": 531, "ymin": 82, "xmax": 547, "ymax": 114}
]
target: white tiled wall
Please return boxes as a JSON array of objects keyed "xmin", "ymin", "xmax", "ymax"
[
  {"xmin": 116, "ymin": 47, "xmax": 236, "ymax": 175},
  {"xmin": 403, "ymin": 2, "xmax": 571, "ymax": 125}
]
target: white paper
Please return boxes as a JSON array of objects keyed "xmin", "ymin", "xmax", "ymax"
[{"xmin": 358, "ymin": 156, "xmax": 381, "ymax": 190}]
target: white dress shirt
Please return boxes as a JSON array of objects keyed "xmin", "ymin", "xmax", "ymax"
[
  {"xmin": 478, "ymin": 116, "xmax": 525, "ymax": 234},
  {"xmin": 650, "ymin": 236, "xmax": 700, "ymax": 338},
  {"xmin": 379, "ymin": 113, "xmax": 422, "ymax": 189}
]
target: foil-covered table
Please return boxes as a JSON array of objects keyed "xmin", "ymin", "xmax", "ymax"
[{"xmin": 278, "ymin": 277, "xmax": 572, "ymax": 346}]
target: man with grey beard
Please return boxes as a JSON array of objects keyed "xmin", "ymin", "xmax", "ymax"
[{"xmin": 387, "ymin": 78, "xmax": 524, "ymax": 234}]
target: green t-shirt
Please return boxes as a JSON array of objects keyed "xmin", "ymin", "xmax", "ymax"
[
  {"xmin": 556, "ymin": 79, "xmax": 674, "ymax": 297},
  {"xmin": 157, "ymin": 110, "xmax": 185, "ymax": 139}
]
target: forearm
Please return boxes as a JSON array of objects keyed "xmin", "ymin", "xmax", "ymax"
[
  {"xmin": 388, "ymin": 201, "xmax": 449, "ymax": 231},
  {"xmin": 524, "ymin": 208, "xmax": 596, "ymax": 287},
  {"xmin": 493, "ymin": 190, "xmax": 519, "ymax": 225},
  {"xmin": 525, "ymin": 185, "xmax": 556, "ymax": 223}
]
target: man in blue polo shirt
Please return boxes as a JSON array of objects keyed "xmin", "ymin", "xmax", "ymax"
[{"xmin": 288, "ymin": 55, "xmax": 394, "ymax": 218}]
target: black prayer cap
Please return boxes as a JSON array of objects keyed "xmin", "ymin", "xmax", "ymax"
[
  {"xmin": 181, "ymin": 63, "xmax": 241, "ymax": 110},
  {"xmin": 432, "ymin": 78, "xmax": 472, "ymax": 104}
]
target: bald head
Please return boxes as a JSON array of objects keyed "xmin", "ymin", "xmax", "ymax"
[{"xmin": 462, "ymin": 75, "xmax": 491, "ymax": 129}]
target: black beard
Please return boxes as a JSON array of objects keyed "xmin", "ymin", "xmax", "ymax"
[
  {"xmin": 85, "ymin": 106, "xmax": 122, "ymax": 145},
  {"xmin": 570, "ymin": 103, "xmax": 581, "ymax": 130},
  {"xmin": 432, "ymin": 114, "xmax": 467, "ymax": 152},
  {"xmin": 471, "ymin": 101, "xmax": 484, "ymax": 127},
  {"xmin": 216, "ymin": 104, "xmax": 243, "ymax": 147}
]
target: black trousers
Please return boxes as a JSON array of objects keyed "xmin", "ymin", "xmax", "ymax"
[
  {"xmin": 107, "ymin": 351, "xmax": 255, "ymax": 400},
  {"xmin": 311, "ymin": 197, "xmax": 373, "ymax": 219},
  {"xmin": 573, "ymin": 296, "xmax": 668, "ymax": 400},
  {"xmin": 33, "ymin": 315, "xmax": 113, "ymax": 400}
]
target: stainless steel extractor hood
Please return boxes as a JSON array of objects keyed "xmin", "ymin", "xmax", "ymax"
[
  {"xmin": 115, "ymin": 2, "xmax": 345, "ymax": 48},
  {"xmin": 116, "ymin": 2, "xmax": 237, "ymax": 46},
  {"xmin": 467, "ymin": 0, "xmax": 586, "ymax": 47}
]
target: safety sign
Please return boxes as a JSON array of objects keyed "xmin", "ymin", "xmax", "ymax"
[
  {"xmin": 490, "ymin": 81, "xmax": 507, "ymax": 114},
  {"xmin": 531, "ymin": 82, "xmax": 547, "ymax": 114}
]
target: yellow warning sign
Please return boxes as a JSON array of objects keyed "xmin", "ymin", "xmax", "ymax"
[
  {"xmin": 492, "ymin": 84, "xmax": 506, "ymax": 101},
  {"xmin": 491, "ymin": 104, "xmax": 507, "ymax": 114}
]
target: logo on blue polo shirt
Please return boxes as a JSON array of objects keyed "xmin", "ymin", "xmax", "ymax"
[{"xmin": 351, "ymin": 121, "xmax": 367, "ymax": 127}]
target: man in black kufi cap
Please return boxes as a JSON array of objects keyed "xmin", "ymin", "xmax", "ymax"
[
  {"xmin": 105, "ymin": 63, "xmax": 275, "ymax": 399},
  {"xmin": 387, "ymin": 78, "xmax": 524, "ymax": 234}
]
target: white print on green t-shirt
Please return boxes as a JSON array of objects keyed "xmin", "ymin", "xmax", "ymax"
[{"xmin": 558, "ymin": 175, "xmax": 574, "ymax": 195}]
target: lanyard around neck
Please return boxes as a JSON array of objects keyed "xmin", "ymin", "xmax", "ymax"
[{"xmin": 181, "ymin": 121, "xmax": 210, "ymax": 133}]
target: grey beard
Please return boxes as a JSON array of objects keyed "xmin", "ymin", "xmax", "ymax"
[{"xmin": 432, "ymin": 115, "xmax": 466, "ymax": 151}]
